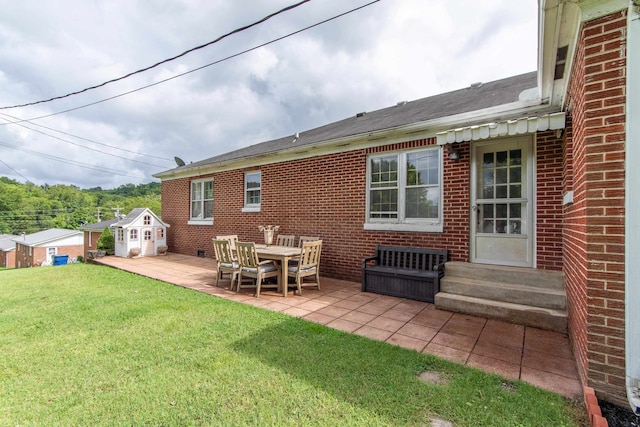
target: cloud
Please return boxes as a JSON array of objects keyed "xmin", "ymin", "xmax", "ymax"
[{"xmin": 0, "ymin": 0, "xmax": 538, "ymax": 188}]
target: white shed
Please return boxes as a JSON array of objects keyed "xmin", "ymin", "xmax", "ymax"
[{"xmin": 112, "ymin": 208, "xmax": 169, "ymax": 258}]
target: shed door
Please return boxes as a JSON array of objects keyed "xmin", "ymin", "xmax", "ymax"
[
  {"xmin": 142, "ymin": 228, "xmax": 154, "ymax": 256},
  {"xmin": 470, "ymin": 137, "xmax": 534, "ymax": 267}
]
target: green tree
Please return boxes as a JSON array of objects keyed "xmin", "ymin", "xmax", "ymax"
[{"xmin": 96, "ymin": 227, "xmax": 115, "ymax": 255}]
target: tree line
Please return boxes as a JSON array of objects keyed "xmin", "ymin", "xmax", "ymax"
[{"xmin": 0, "ymin": 177, "xmax": 161, "ymax": 235}]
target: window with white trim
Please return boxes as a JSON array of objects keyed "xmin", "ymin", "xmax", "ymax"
[
  {"xmin": 190, "ymin": 179, "xmax": 214, "ymax": 223},
  {"xmin": 365, "ymin": 147, "xmax": 443, "ymax": 232},
  {"xmin": 117, "ymin": 228, "xmax": 124, "ymax": 242},
  {"xmin": 129, "ymin": 229, "xmax": 138, "ymax": 240},
  {"xmin": 243, "ymin": 171, "xmax": 261, "ymax": 212}
]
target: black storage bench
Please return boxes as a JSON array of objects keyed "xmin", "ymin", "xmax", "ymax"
[{"xmin": 362, "ymin": 245, "xmax": 448, "ymax": 303}]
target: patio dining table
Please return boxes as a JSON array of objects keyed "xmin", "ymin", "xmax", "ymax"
[{"xmin": 254, "ymin": 244, "xmax": 301, "ymax": 297}]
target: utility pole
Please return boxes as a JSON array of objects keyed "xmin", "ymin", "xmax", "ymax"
[
  {"xmin": 111, "ymin": 206, "xmax": 123, "ymax": 218},
  {"xmin": 95, "ymin": 207, "xmax": 102, "ymax": 222}
]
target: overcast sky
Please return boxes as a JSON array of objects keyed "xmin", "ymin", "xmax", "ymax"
[{"xmin": 0, "ymin": 0, "xmax": 538, "ymax": 189}]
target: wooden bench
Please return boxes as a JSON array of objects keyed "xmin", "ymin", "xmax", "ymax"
[{"xmin": 362, "ymin": 245, "xmax": 448, "ymax": 303}]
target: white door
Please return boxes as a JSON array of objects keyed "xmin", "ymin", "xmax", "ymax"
[
  {"xmin": 470, "ymin": 136, "xmax": 534, "ymax": 267},
  {"xmin": 142, "ymin": 228, "xmax": 154, "ymax": 256}
]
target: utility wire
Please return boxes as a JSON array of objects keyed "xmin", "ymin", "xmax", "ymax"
[
  {"xmin": 0, "ymin": 0, "xmax": 312, "ymax": 110},
  {"xmin": 0, "ymin": 140, "xmax": 149, "ymax": 179},
  {"xmin": 1, "ymin": 0, "xmax": 381, "ymax": 125},
  {"xmin": 0, "ymin": 159, "xmax": 31, "ymax": 183},
  {"xmin": 0, "ymin": 115, "xmax": 171, "ymax": 168},
  {"xmin": 0, "ymin": 112, "xmax": 173, "ymax": 162}
]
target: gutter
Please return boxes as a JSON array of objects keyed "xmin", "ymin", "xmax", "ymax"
[{"xmin": 626, "ymin": 0, "xmax": 640, "ymax": 414}]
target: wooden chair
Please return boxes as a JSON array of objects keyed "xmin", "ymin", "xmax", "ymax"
[
  {"xmin": 212, "ymin": 239, "xmax": 240, "ymax": 290},
  {"xmin": 215, "ymin": 234, "xmax": 238, "ymax": 251},
  {"xmin": 275, "ymin": 234, "xmax": 295, "ymax": 247},
  {"xmin": 287, "ymin": 240, "xmax": 322, "ymax": 295},
  {"xmin": 297, "ymin": 236, "xmax": 319, "ymax": 247},
  {"xmin": 236, "ymin": 242, "xmax": 280, "ymax": 297}
]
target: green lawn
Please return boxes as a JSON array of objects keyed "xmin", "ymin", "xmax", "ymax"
[{"xmin": 0, "ymin": 264, "xmax": 586, "ymax": 426}]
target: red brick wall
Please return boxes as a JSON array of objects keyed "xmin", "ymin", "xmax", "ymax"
[
  {"xmin": 537, "ymin": 130, "xmax": 565, "ymax": 270},
  {"xmin": 0, "ymin": 250, "xmax": 15, "ymax": 268},
  {"xmin": 14, "ymin": 243, "xmax": 83, "ymax": 268},
  {"xmin": 162, "ymin": 132, "xmax": 564, "ymax": 281},
  {"xmin": 565, "ymin": 10, "xmax": 627, "ymax": 405}
]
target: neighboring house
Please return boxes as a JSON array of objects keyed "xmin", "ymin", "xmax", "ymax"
[
  {"xmin": 154, "ymin": 0, "xmax": 639, "ymax": 409},
  {"xmin": 12, "ymin": 228, "xmax": 84, "ymax": 268},
  {"xmin": 79, "ymin": 218, "xmax": 119, "ymax": 260},
  {"xmin": 0, "ymin": 234, "xmax": 17, "ymax": 268},
  {"xmin": 112, "ymin": 208, "xmax": 169, "ymax": 258}
]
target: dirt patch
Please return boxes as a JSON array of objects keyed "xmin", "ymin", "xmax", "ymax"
[{"xmin": 418, "ymin": 370, "xmax": 449, "ymax": 386}]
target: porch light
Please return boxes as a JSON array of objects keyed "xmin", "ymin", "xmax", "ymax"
[{"xmin": 445, "ymin": 143, "xmax": 461, "ymax": 161}]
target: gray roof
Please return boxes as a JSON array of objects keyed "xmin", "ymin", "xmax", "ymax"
[
  {"xmin": 158, "ymin": 71, "xmax": 537, "ymax": 175},
  {"xmin": 13, "ymin": 228, "xmax": 83, "ymax": 246},
  {"xmin": 113, "ymin": 208, "xmax": 169, "ymax": 228},
  {"xmin": 79, "ymin": 218, "xmax": 119, "ymax": 231},
  {"xmin": 0, "ymin": 234, "xmax": 17, "ymax": 251}
]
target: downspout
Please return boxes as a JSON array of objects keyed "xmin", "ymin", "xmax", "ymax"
[{"xmin": 626, "ymin": 0, "xmax": 640, "ymax": 414}]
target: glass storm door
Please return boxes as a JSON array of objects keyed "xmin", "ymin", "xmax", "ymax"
[{"xmin": 471, "ymin": 137, "xmax": 534, "ymax": 267}]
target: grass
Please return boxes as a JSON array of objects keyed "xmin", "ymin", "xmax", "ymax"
[{"xmin": 0, "ymin": 264, "xmax": 586, "ymax": 426}]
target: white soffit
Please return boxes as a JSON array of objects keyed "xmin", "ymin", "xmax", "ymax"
[{"xmin": 435, "ymin": 112, "xmax": 566, "ymax": 145}]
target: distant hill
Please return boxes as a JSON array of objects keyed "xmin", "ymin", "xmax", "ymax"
[{"xmin": 0, "ymin": 177, "xmax": 161, "ymax": 234}]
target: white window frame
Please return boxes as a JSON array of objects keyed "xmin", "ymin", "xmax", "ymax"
[
  {"xmin": 364, "ymin": 146, "xmax": 444, "ymax": 232},
  {"xmin": 242, "ymin": 171, "xmax": 261, "ymax": 213},
  {"xmin": 188, "ymin": 178, "xmax": 214, "ymax": 225},
  {"xmin": 117, "ymin": 228, "xmax": 124, "ymax": 242},
  {"xmin": 129, "ymin": 229, "xmax": 138, "ymax": 240}
]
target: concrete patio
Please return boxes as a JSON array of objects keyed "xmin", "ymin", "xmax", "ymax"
[{"xmin": 93, "ymin": 252, "xmax": 582, "ymax": 399}]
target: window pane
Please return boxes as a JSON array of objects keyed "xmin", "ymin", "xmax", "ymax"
[
  {"xmin": 405, "ymin": 187, "xmax": 439, "ymax": 219},
  {"xmin": 496, "ymin": 151, "xmax": 508, "ymax": 167},
  {"xmin": 482, "ymin": 204, "xmax": 493, "ymax": 218},
  {"xmin": 204, "ymin": 200, "xmax": 213, "ymax": 218},
  {"xmin": 407, "ymin": 151, "xmax": 438, "ymax": 186},
  {"xmin": 496, "ymin": 185, "xmax": 508, "ymax": 198},
  {"xmin": 370, "ymin": 156, "xmax": 397, "ymax": 188},
  {"xmin": 483, "ymin": 220, "xmax": 494, "ymax": 233},
  {"xmin": 247, "ymin": 190, "xmax": 260, "ymax": 205},
  {"xmin": 510, "ymin": 149, "xmax": 522, "ymax": 166},
  {"xmin": 191, "ymin": 201, "xmax": 202, "ymax": 219},
  {"xmin": 204, "ymin": 181, "xmax": 214, "ymax": 199},
  {"xmin": 191, "ymin": 182, "xmax": 201, "ymax": 201},
  {"xmin": 510, "ymin": 166, "xmax": 521, "ymax": 184},
  {"xmin": 483, "ymin": 186, "xmax": 494, "ymax": 199},
  {"xmin": 483, "ymin": 152, "xmax": 494, "ymax": 168},
  {"xmin": 509, "ymin": 203, "xmax": 522, "ymax": 218},
  {"xmin": 510, "ymin": 184, "xmax": 521, "ymax": 198},
  {"xmin": 496, "ymin": 203, "xmax": 508, "ymax": 218},
  {"xmin": 483, "ymin": 169, "xmax": 494, "ymax": 185}
]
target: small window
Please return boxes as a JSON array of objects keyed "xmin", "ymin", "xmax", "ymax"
[
  {"xmin": 190, "ymin": 179, "xmax": 214, "ymax": 223},
  {"xmin": 117, "ymin": 228, "xmax": 124, "ymax": 242},
  {"xmin": 157, "ymin": 228, "xmax": 164, "ymax": 239},
  {"xmin": 129, "ymin": 229, "xmax": 138, "ymax": 240},
  {"xmin": 365, "ymin": 147, "xmax": 443, "ymax": 232},
  {"xmin": 144, "ymin": 230, "xmax": 152, "ymax": 241},
  {"xmin": 243, "ymin": 171, "xmax": 261, "ymax": 212},
  {"xmin": 143, "ymin": 215, "xmax": 151, "ymax": 225}
]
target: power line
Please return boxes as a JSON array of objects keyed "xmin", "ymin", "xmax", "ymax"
[
  {"xmin": 1, "ymin": 0, "xmax": 382, "ymax": 125},
  {"xmin": 0, "ymin": 0, "xmax": 312, "ymax": 110},
  {"xmin": 0, "ymin": 159, "xmax": 32, "ymax": 183},
  {"xmin": 0, "ymin": 112, "xmax": 173, "ymax": 162},
  {"xmin": 0, "ymin": 140, "xmax": 149, "ymax": 179},
  {"xmin": 0, "ymin": 115, "xmax": 171, "ymax": 168}
]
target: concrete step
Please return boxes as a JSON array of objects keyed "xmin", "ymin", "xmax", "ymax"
[
  {"xmin": 434, "ymin": 293, "xmax": 568, "ymax": 333},
  {"xmin": 440, "ymin": 276, "xmax": 566, "ymax": 310},
  {"xmin": 444, "ymin": 261, "xmax": 565, "ymax": 290}
]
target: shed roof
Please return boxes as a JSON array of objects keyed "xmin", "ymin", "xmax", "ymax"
[
  {"xmin": 13, "ymin": 228, "xmax": 83, "ymax": 246},
  {"xmin": 79, "ymin": 218, "xmax": 119, "ymax": 231},
  {"xmin": 113, "ymin": 208, "xmax": 169, "ymax": 228},
  {"xmin": 156, "ymin": 71, "xmax": 538, "ymax": 176}
]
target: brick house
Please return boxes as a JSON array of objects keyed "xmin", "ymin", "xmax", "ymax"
[
  {"xmin": 13, "ymin": 228, "xmax": 84, "ymax": 268},
  {"xmin": 0, "ymin": 234, "xmax": 17, "ymax": 268},
  {"xmin": 154, "ymin": 0, "xmax": 639, "ymax": 409}
]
